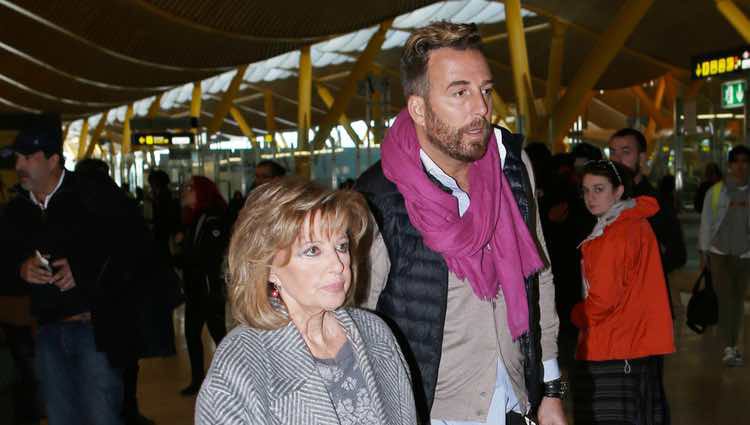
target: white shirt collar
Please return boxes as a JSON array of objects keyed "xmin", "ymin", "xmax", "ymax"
[{"xmin": 30, "ymin": 169, "xmax": 65, "ymax": 210}]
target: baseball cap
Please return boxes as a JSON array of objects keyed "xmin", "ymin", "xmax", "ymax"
[{"xmin": 0, "ymin": 115, "xmax": 63, "ymax": 158}]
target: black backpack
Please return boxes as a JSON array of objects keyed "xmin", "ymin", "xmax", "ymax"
[{"xmin": 686, "ymin": 267, "xmax": 719, "ymax": 334}]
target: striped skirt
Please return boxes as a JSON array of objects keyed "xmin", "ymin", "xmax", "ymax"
[{"xmin": 573, "ymin": 356, "xmax": 669, "ymax": 425}]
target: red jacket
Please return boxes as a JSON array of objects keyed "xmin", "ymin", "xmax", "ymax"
[{"xmin": 572, "ymin": 196, "xmax": 675, "ymax": 361}]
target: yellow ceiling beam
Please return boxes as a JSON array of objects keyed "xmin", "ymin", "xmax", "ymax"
[
  {"xmin": 686, "ymin": 79, "xmax": 704, "ymax": 99},
  {"xmin": 84, "ymin": 110, "xmax": 110, "ymax": 158},
  {"xmin": 550, "ymin": 0, "xmax": 655, "ymax": 152},
  {"xmin": 191, "ymin": 81, "xmax": 202, "ymax": 118},
  {"xmin": 76, "ymin": 119, "xmax": 89, "ymax": 160},
  {"xmin": 229, "ymin": 106, "xmax": 258, "ymax": 148},
  {"xmin": 208, "ymin": 65, "xmax": 249, "ymax": 134},
  {"xmin": 505, "ymin": 0, "xmax": 535, "ymax": 136},
  {"xmin": 631, "ymin": 85, "xmax": 672, "ymax": 129},
  {"xmin": 147, "ymin": 94, "xmax": 162, "ymax": 118},
  {"xmin": 522, "ymin": 2, "xmax": 689, "ymax": 81},
  {"xmin": 645, "ymin": 77, "xmax": 667, "ymax": 155},
  {"xmin": 316, "ymin": 83, "xmax": 363, "ymax": 146},
  {"xmin": 122, "ymin": 104, "xmax": 134, "ymax": 155},
  {"xmin": 264, "ymin": 89, "xmax": 277, "ymax": 152},
  {"xmin": 716, "ymin": 0, "xmax": 750, "ymax": 43},
  {"xmin": 545, "ymin": 18, "xmax": 567, "ymax": 115},
  {"xmin": 311, "ymin": 19, "xmax": 392, "ymax": 150},
  {"xmin": 296, "ymin": 45, "xmax": 313, "ymax": 178}
]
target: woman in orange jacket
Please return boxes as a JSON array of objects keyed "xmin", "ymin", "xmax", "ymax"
[{"xmin": 572, "ymin": 160, "xmax": 675, "ymax": 425}]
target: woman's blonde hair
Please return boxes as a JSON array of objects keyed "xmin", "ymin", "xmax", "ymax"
[{"xmin": 227, "ymin": 177, "xmax": 370, "ymax": 330}]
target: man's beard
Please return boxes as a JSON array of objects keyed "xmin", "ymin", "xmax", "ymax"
[{"xmin": 424, "ymin": 102, "xmax": 491, "ymax": 163}]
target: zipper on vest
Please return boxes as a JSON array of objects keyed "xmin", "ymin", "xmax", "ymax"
[{"xmin": 624, "ymin": 359, "xmax": 631, "ymax": 374}]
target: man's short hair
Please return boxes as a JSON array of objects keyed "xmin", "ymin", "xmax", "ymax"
[
  {"xmin": 256, "ymin": 160, "xmax": 286, "ymax": 178},
  {"xmin": 400, "ymin": 21, "xmax": 483, "ymax": 98},
  {"xmin": 610, "ymin": 128, "xmax": 647, "ymax": 154},
  {"xmin": 728, "ymin": 145, "xmax": 750, "ymax": 163}
]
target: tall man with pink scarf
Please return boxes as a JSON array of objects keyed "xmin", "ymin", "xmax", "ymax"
[{"xmin": 356, "ymin": 22, "xmax": 566, "ymax": 425}]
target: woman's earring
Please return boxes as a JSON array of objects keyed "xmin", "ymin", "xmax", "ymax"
[{"xmin": 271, "ymin": 283, "xmax": 281, "ymax": 298}]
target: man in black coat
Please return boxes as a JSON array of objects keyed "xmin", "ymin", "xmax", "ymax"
[
  {"xmin": 0, "ymin": 118, "xmax": 148, "ymax": 425},
  {"xmin": 609, "ymin": 128, "xmax": 687, "ymax": 275}
]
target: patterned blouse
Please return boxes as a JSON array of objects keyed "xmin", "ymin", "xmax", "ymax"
[{"xmin": 313, "ymin": 340, "xmax": 379, "ymax": 425}]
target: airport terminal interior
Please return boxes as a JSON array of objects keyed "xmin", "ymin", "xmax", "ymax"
[{"xmin": 1, "ymin": 0, "xmax": 750, "ymax": 424}]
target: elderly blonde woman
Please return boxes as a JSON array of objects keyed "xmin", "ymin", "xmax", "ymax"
[{"xmin": 195, "ymin": 178, "xmax": 417, "ymax": 425}]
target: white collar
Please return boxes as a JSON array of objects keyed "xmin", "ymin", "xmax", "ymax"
[{"xmin": 30, "ymin": 169, "xmax": 65, "ymax": 210}]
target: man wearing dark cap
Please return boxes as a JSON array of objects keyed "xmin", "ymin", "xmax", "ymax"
[{"xmin": 0, "ymin": 117, "xmax": 140, "ymax": 425}]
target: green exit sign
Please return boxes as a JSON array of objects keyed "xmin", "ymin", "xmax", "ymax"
[{"xmin": 722, "ymin": 79, "xmax": 746, "ymax": 109}]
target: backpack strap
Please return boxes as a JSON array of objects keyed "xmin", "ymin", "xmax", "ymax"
[{"xmin": 711, "ymin": 181, "xmax": 723, "ymax": 216}]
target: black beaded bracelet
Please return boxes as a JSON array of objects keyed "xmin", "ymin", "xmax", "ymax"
[{"xmin": 543, "ymin": 379, "xmax": 568, "ymax": 399}]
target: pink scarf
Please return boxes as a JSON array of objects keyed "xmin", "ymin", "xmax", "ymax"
[{"xmin": 381, "ymin": 109, "xmax": 543, "ymax": 339}]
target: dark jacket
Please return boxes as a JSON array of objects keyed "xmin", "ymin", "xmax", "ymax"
[
  {"xmin": 633, "ymin": 178, "xmax": 686, "ymax": 274},
  {"xmin": 356, "ymin": 127, "xmax": 551, "ymax": 421},
  {"xmin": 0, "ymin": 171, "xmax": 151, "ymax": 366},
  {"xmin": 177, "ymin": 209, "xmax": 229, "ymax": 303}
]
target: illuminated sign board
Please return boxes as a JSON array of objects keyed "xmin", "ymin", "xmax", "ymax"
[
  {"xmin": 721, "ymin": 80, "xmax": 746, "ymax": 109},
  {"xmin": 132, "ymin": 132, "xmax": 194, "ymax": 146},
  {"xmin": 692, "ymin": 47, "xmax": 750, "ymax": 80}
]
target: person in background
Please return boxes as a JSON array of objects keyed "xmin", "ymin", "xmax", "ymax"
[
  {"xmin": 148, "ymin": 170, "xmax": 180, "ymax": 259},
  {"xmin": 176, "ymin": 176, "xmax": 229, "ymax": 396},
  {"xmin": 695, "ymin": 162, "xmax": 722, "ymax": 213},
  {"xmin": 573, "ymin": 159, "xmax": 674, "ymax": 424},
  {"xmin": 226, "ymin": 190, "xmax": 245, "ymax": 228},
  {"xmin": 0, "ymin": 116, "xmax": 150, "ymax": 425},
  {"xmin": 609, "ymin": 128, "xmax": 686, "ymax": 275},
  {"xmin": 196, "ymin": 178, "xmax": 416, "ymax": 425},
  {"xmin": 252, "ymin": 160, "xmax": 286, "ymax": 190},
  {"xmin": 698, "ymin": 145, "xmax": 750, "ymax": 367}
]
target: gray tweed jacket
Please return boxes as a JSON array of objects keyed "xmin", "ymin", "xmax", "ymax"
[{"xmin": 195, "ymin": 308, "xmax": 417, "ymax": 425}]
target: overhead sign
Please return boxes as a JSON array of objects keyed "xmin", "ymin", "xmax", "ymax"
[
  {"xmin": 721, "ymin": 80, "xmax": 746, "ymax": 109},
  {"xmin": 692, "ymin": 47, "xmax": 750, "ymax": 80},
  {"xmin": 132, "ymin": 132, "xmax": 194, "ymax": 146}
]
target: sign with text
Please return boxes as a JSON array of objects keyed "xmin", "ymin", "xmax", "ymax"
[
  {"xmin": 721, "ymin": 80, "xmax": 746, "ymax": 109},
  {"xmin": 132, "ymin": 132, "xmax": 194, "ymax": 146},
  {"xmin": 692, "ymin": 47, "xmax": 750, "ymax": 80}
]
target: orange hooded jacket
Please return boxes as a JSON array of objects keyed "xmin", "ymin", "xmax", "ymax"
[{"xmin": 572, "ymin": 196, "xmax": 675, "ymax": 361}]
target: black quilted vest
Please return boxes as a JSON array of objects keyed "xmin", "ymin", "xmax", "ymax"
[{"xmin": 356, "ymin": 126, "xmax": 544, "ymax": 422}]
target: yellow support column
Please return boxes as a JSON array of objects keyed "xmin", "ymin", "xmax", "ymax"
[
  {"xmin": 317, "ymin": 83, "xmax": 363, "ymax": 145},
  {"xmin": 545, "ymin": 18, "xmax": 567, "ymax": 115},
  {"xmin": 191, "ymin": 81, "xmax": 202, "ymax": 118},
  {"xmin": 263, "ymin": 89, "xmax": 277, "ymax": 155},
  {"xmin": 296, "ymin": 45, "xmax": 313, "ymax": 178},
  {"xmin": 491, "ymin": 91, "xmax": 512, "ymax": 130},
  {"xmin": 631, "ymin": 85, "xmax": 672, "ymax": 129},
  {"xmin": 716, "ymin": 0, "xmax": 750, "ymax": 43},
  {"xmin": 229, "ymin": 106, "xmax": 259, "ymax": 147},
  {"xmin": 84, "ymin": 110, "xmax": 110, "ymax": 158},
  {"xmin": 122, "ymin": 104, "xmax": 134, "ymax": 156},
  {"xmin": 208, "ymin": 65, "xmax": 249, "ymax": 134},
  {"xmin": 311, "ymin": 19, "xmax": 392, "ymax": 150},
  {"xmin": 77, "ymin": 119, "xmax": 89, "ymax": 160},
  {"xmin": 550, "ymin": 0, "xmax": 654, "ymax": 152},
  {"xmin": 505, "ymin": 0, "xmax": 535, "ymax": 136},
  {"xmin": 645, "ymin": 77, "xmax": 666, "ymax": 156}
]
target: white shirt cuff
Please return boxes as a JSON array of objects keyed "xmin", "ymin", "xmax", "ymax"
[{"xmin": 543, "ymin": 358, "xmax": 561, "ymax": 382}]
